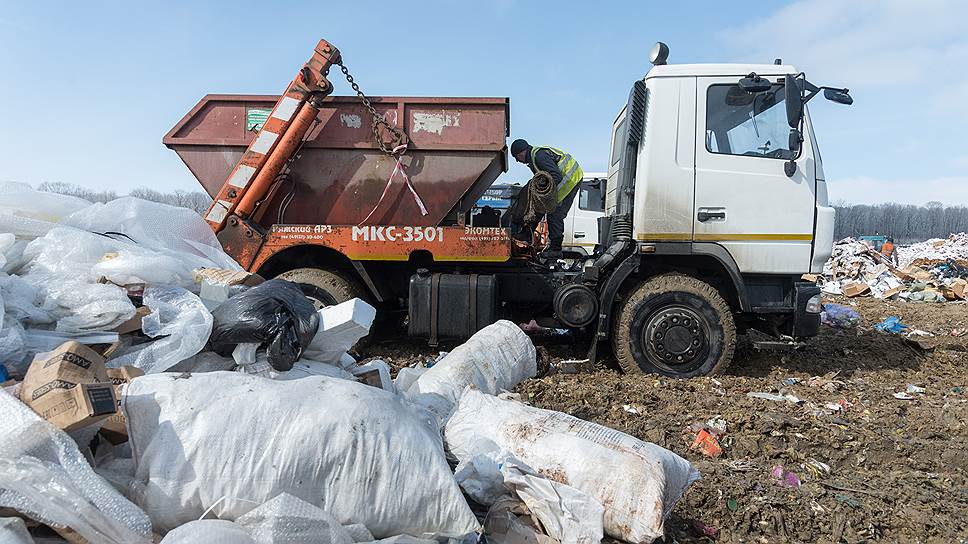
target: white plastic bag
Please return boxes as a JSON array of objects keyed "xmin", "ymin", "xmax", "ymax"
[
  {"xmin": 501, "ymin": 463, "xmax": 604, "ymax": 544},
  {"xmin": 124, "ymin": 372, "xmax": 480, "ymax": 537},
  {"xmin": 407, "ymin": 320, "xmax": 536, "ymax": 422},
  {"xmin": 445, "ymin": 390, "xmax": 699, "ymax": 544},
  {"xmin": 235, "ymin": 493, "xmax": 353, "ymax": 544},
  {"xmin": 109, "ymin": 286, "xmax": 212, "ymax": 373},
  {"xmin": 0, "ymin": 390, "xmax": 152, "ymax": 543},
  {"xmin": 160, "ymin": 520, "xmax": 257, "ymax": 544}
]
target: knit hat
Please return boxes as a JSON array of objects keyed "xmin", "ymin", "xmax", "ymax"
[{"xmin": 510, "ymin": 139, "xmax": 530, "ymax": 156}]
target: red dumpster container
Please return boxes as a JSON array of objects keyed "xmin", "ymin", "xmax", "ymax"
[{"xmin": 164, "ymin": 94, "xmax": 509, "ymax": 228}]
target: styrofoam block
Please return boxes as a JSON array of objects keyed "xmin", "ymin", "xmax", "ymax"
[{"xmin": 303, "ymin": 299, "xmax": 376, "ymax": 363}]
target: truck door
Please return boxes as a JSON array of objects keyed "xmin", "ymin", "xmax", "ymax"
[
  {"xmin": 694, "ymin": 76, "xmax": 816, "ymax": 274},
  {"xmin": 564, "ymin": 176, "xmax": 605, "ymax": 254}
]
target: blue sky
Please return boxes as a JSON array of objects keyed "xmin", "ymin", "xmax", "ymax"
[{"xmin": 1, "ymin": 1, "xmax": 966, "ymax": 205}]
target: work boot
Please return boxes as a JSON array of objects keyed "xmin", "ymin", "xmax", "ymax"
[{"xmin": 539, "ymin": 248, "xmax": 563, "ymax": 262}]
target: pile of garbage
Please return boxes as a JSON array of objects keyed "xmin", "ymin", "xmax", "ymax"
[
  {"xmin": 0, "ymin": 183, "xmax": 698, "ymax": 543},
  {"xmin": 819, "ymin": 236, "xmax": 968, "ymax": 302}
]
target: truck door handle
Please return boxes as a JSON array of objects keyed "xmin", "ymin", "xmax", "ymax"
[
  {"xmin": 697, "ymin": 209, "xmax": 726, "ymax": 222},
  {"xmin": 574, "ymin": 231, "xmax": 586, "ymax": 238}
]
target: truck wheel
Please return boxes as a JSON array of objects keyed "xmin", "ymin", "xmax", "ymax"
[
  {"xmin": 276, "ymin": 268, "xmax": 364, "ymax": 309},
  {"xmin": 612, "ymin": 273, "xmax": 735, "ymax": 378}
]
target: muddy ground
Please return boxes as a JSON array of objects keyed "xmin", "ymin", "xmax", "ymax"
[{"xmin": 361, "ymin": 297, "xmax": 968, "ymax": 544}]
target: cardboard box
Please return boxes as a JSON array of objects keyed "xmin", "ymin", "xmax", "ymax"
[
  {"xmin": 842, "ymin": 282, "xmax": 870, "ymax": 298},
  {"xmin": 19, "ymin": 342, "xmax": 118, "ymax": 432},
  {"xmin": 193, "ymin": 267, "xmax": 264, "ymax": 287},
  {"xmin": 111, "ymin": 306, "xmax": 151, "ymax": 335},
  {"xmin": 99, "ymin": 365, "xmax": 145, "ymax": 444},
  {"xmin": 800, "ymin": 274, "xmax": 819, "ymax": 283}
]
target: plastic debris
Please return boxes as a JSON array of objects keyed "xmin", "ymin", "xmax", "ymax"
[
  {"xmin": 209, "ymin": 280, "xmax": 320, "ymax": 371},
  {"xmin": 689, "ymin": 429, "xmax": 723, "ymax": 458},
  {"xmin": 747, "ymin": 391, "xmax": 802, "ymax": 404},
  {"xmin": 0, "ymin": 390, "xmax": 153, "ymax": 543},
  {"xmin": 771, "ymin": 465, "xmax": 801, "ymax": 488},
  {"xmin": 820, "ymin": 303, "xmax": 861, "ymax": 329},
  {"xmin": 874, "ymin": 316, "xmax": 909, "ymax": 334}
]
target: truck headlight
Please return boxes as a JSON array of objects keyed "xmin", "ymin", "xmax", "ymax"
[{"xmin": 805, "ymin": 294, "xmax": 822, "ymax": 314}]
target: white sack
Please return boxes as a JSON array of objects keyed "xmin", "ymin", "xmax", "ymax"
[
  {"xmin": 124, "ymin": 372, "xmax": 480, "ymax": 537},
  {"xmin": 445, "ymin": 390, "xmax": 700, "ymax": 544},
  {"xmin": 394, "ymin": 366, "xmax": 428, "ymax": 393},
  {"xmin": 407, "ymin": 320, "xmax": 536, "ymax": 422},
  {"xmin": 0, "ymin": 391, "xmax": 152, "ymax": 543}
]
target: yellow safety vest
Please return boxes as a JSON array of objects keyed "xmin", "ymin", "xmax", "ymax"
[{"xmin": 530, "ymin": 146, "xmax": 583, "ymax": 204}]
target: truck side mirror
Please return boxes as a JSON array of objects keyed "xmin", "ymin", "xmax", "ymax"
[
  {"xmin": 823, "ymin": 88, "xmax": 853, "ymax": 105},
  {"xmin": 788, "ymin": 128, "xmax": 801, "ymax": 153},
  {"xmin": 785, "ymin": 74, "xmax": 802, "ymax": 128}
]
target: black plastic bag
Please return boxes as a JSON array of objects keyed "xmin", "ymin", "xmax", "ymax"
[{"xmin": 209, "ymin": 279, "xmax": 319, "ymax": 371}]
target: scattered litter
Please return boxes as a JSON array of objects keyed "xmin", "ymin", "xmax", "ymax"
[
  {"xmin": 689, "ymin": 429, "xmax": 723, "ymax": 458},
  {"xmin": 835, "ymin": 494, "xmax": 862, "ymax": 509},
  {"xmin": 951, "ymin": 328, "xmax": 968, "ymax": 337},
  {"xmin": 820, "ymin": 304, "xmax": 861, "ymax": 329},
  {"xmin": 874, "ymin": 316, "xmax": 909, "ymax": 334},
  {"xmin": 906, "ymin": 384, "xmax": 926, "ymax": 394},
  {"xmin": 782, "ymin": 377, "xmax": 800, "ymax": 386},
  {"xmin": 771, "ymin": 465, "xmax": 802, "ymax": 488},
  {"xmin": 747, "ymin": 391, "xmax": 802, "ymax": 404},
  {"xmin": 893, "ymin": 392, "xmax": 916, "ymax": 400},
  {"xmin": 726, "ymin": 498, "xmax": 738, "ymax": 512},
  {"xmin": 622, "ymin": 404, "xmax": 641, "ymax": 415},
  {"xmin": 691, "ymin": 519, "xmax": 719, "ymax": 537}
]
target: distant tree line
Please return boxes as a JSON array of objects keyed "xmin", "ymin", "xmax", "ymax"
[
  {"xmin": 833, "ymin": 201, "xmax": 968, "ymax": 243},
  {"xmin": 38, "ymin": 182, "xmax": 212, "ymax": 215}
]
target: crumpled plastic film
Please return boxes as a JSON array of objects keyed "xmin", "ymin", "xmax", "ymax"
[
  {"xmin": 110, "ymin": 286, "xmax": 213, "ymax": 373},
  {"xmin": 0, "ymin": 390, "xmax": 152, "ymax": 543},
  {"xmin": 160, "ymin": 520, "xmax": 257, "ymax": 544},
  {"xmin": 64, "ymin": 197, "xmax": 241, "ymax": 272},
  {"xmin": 21, "ymin": 227, "xmax": 135, "ymax": 332},
  {"xmin": 0, "ymin": 182, "xmax": 92, "ymax": 240},
  {"xmin": 0, "ymin": 516, "xmax": 32, "ymax": 543},
  {"xmin": 235, "ymin": 493, "xmax": 353, "ymax": 544},
  {"xmin": 0, "ymin": 316, "xmax": 28, "ymax": 375}
]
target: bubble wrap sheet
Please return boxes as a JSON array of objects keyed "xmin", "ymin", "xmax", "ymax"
[{"xmin": 0, "ymin": 390, "xmax": 152, "ymax": 543}]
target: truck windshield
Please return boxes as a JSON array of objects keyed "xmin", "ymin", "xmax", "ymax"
[{"xmin": 705, "ymin": 84, "xmax": 793, "ymax": 160}]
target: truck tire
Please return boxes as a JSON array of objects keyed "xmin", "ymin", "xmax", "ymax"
[
  {"xmin": 612, "ymin": 273, "xmax": 735, "ymax": 378},
  {"xmin": 276, "ymin": 268, "xmax": 365, "ymax": 309}
]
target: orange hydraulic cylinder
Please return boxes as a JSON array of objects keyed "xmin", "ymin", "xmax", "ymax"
[{"xmin": 235, "ymin": 101, "xmax": 320, "ymax": 219}]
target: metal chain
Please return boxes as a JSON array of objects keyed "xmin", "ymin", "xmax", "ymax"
[{"xmin": 332, "ymin": 61, "xmax": 407, "ymax": 155}]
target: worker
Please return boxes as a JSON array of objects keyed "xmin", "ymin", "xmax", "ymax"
[
  {"xmin": 509, "ymin": 138, "xmax": 584, "ymax": 261},
  {"xmin": 881, "ymin": 236, "xmax": 897, "ymax": 265}
]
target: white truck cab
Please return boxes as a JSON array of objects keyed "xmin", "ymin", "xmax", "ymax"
[
  {"xmin": 589, "ymin": 43, "xmax": 852, "ymax": 377},
  {"xmin": 563, "ymin": 173, "xmax": 606, "ymax": 254}
]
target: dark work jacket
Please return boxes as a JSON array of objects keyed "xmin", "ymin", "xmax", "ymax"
[{"xmin": 526, "ymin": 147, "xmax": 564, "ymax": 187}]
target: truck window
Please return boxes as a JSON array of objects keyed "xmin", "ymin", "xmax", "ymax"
[
  {"xmin": 610, "ymin": 117, "xmax": 627, "ymax": 165},
  {"xmin": 579, "ymin": 181, "xmax": 604, "ymax": 212},
  {"xmin": 705, "ymin": 84, "xmax": 793, "ymax": 159}
]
